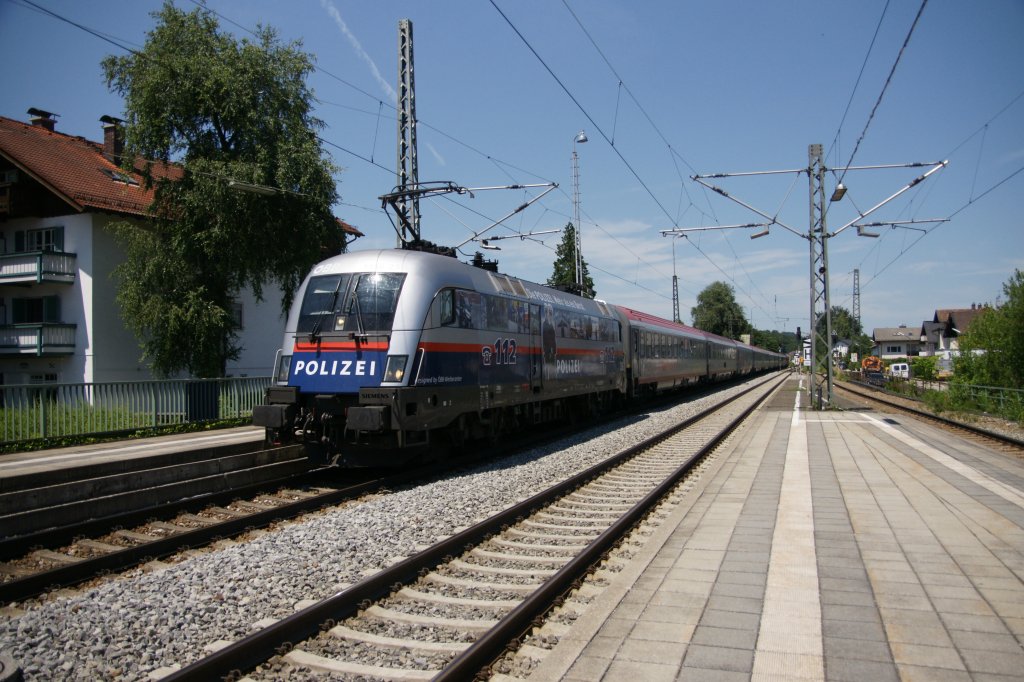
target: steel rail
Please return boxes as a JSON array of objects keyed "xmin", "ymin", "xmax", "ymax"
[
  {"xmin": 0, "ymin": 383, "xmax": 718, "ymax": 604},
  {"xmin": 0, "ymin": 472, "xmax": 386, "ymax": 605},
  {"xmin": 0, "ymin": 444, "xmax": 309, "ymax": 560},
  {"xmin": 836, "ymin": 382, "xmax": 1024, "ymax": 449},
  {"xmin": 163, "ymin": 372, "xmax": 786, "ymax": 681},
  {"xmin": 436, "ymin": 372, "xmax": 785, "ymax": 680}
]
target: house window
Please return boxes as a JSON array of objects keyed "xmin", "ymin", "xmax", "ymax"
[
  {"xmin": 15, "ymin": 226, "xmax": 64, "ymax": 252},
  {"xmin": 101, "ymin": 168, "xmax": 140, "ymax": 186},
  {"xmin": 885, "ymin": 345, "xmax": 901, "ymax": 354},
  {"xmin": 12, "ymin": 296, "xmax": 60, "ymax": 324},
  {"xmin": 231, "ymin": 301, "xmax": 244, "ymax": 330}
]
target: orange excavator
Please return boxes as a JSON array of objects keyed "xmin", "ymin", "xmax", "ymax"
[{"xmin": 861, "ymin": 355, "xmax": 883, "ymax": 372}]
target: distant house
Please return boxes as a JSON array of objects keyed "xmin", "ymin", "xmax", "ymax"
[
  {"xmin": 872, "ymin": 325, "xmax": 921, "ymax": 359},
  {"xmin": 918, "ymin": 320, "xmax": 944, "ymax": 357},
  {"xmin": 798, "ymin": 336, "xmax": 851, "ymax": 367},
  {"xmin": 926, "ymin": 305, "xmax": 989, "ymax": 370},
  {"xmin": 0, "ymin": 109, "xmax": 362, "ymax": 386},
  {"xmin": 832, "ymin": 338, "xmax": 852, "ymax": 357},
  {"xmin": 933, "ymin": 306, "xmax": 987, "ymax": 354}
]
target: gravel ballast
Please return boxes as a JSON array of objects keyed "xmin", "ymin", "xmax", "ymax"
[{"xmin": 0, "ymin": 378, "xmax": 766, "ymax": 680}]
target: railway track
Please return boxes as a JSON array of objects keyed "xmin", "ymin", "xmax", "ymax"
[
  {"xmin": 0, "ymin": 420, "xmax": 598, "ymax": 603},
  {"xmin": 162, "ymin": 372, "xmax": 786, "ymax": 681},
  {"xmin": 835, "ymin": 381, "xmax": 1024, "ymax": 452},
  {"xmin": 0, "ymin": 375, "xmax": 774, "ymax": 606},
  {"xmin": 0, "ymin": 459, "xmax": 389, "ymax": 605},
  {"xmin": 0, "ymin": 412, "xmax": 622, "ymax": 604},
  {"xmin": 0, "ymin": 441, "xmax": 309, "ymax": 544}
]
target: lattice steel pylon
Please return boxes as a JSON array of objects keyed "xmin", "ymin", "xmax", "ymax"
[
  {"xmin": 685, "ymin": 146, "xmax": 947, "ymax": 410},
  {"xmin": 852, "ymin": 268, "xmax": 861, "ymax": 332},
  {"xmin": 396, "ymin": 19, "xmax": 420, "ymax": 245},
  {"xmin": 672, "ymin": 275, "xmax": 680, "ymax": 323},
  {"xmin": 671, "ymin": 238, "xmax": 681, "ymax": 323},
  {"xmin": 808, "ymin": 144, "xmax": 833, "ymax": 408}
]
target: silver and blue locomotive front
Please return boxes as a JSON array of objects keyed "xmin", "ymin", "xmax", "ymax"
[
  {"xmin": 254, "ymin": 249, "xmax": 438, "ymax": 462},
  {"xmin": 254, "ymin": 248, "xmax": 626, "ymax": 465}
]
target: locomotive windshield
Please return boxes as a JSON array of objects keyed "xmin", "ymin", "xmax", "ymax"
[
  {"xmin": 296, "ymin": 272, "xmax": 406, "ymax": 335},
  {"xmin": 349, "ymin": 272, "xmax": 405, "ymax": 332}
]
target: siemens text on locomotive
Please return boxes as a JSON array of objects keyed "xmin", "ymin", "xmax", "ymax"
[{"xmin": 253, "ymin": 248, "xmax": 787, "ymax": 465}]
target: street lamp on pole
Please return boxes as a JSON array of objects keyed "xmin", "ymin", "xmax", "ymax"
[{"xmin": 572, "ymin": 130, "xmax": 588, "ymax": 291}]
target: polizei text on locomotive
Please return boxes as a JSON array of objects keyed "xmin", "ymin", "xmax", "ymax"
[
  {"xmin": 293, "ymin": 359, "xmax": 378, "ymax": 376},
  {"xmin": 556, "ymin": 358, "xmax": 582, "ymax": 375}
]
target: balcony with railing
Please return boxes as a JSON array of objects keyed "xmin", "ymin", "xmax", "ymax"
[
  {"xmin": 0, "ymin": 323, "xmax": 76, "ymax": 355},
  {"xmin": 0, "ymin": 250, "xmax": 77, "ymax": 284}
]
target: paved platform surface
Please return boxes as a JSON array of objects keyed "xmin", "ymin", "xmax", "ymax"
[
  {"xmin": 533, "ymin": 374, "xmax": 1024, "ymax": 681},
  {"xmin": 0, "ymin": 426, "xmax": 264, "ymax": 481}
]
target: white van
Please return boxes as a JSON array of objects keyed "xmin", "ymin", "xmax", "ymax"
[{"xmin": 889, "ymin": 362, "xmax": 910, "ymax": 379}]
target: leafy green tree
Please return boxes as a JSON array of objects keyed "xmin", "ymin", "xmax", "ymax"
[
  {"xmin": 910, "ymin": 356, "xmax": 938, "ymax": 381},
  {"xmin": 954, "ymin": 269, "xmax": 1024, "ymax": 388},
  {"xmin": 547, "ymin": 222, "xmax": 595, "ymax": 298},
  {"xmin": 751, "ymin": 329, "xmax": 798, "ymax": 353},
  {"xmin": 691, "ymin": 281, "xmax": 749, "ymax": 339},
  {"xmin": 825, "ymin": 306, "xmax": 862, "ymax": 340},
  {"xmin": 102, "ymin": 2, "xmax": 340, "ymax": 377},
  {"xmin": 816, "ymin": 305, "xmax": 871, "ymax": 363}
]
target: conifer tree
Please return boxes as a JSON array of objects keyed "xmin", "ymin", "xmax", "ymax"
[{"xmin": 547, "ymin": 222, "xmax": 595, "ymax": 298}]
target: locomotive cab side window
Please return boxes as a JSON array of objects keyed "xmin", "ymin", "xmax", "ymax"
[{"xmin": 439, "ymin": 289, "xmax": 455, "ymax": 326}]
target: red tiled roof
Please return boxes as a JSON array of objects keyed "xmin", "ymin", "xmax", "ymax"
[
  {"xmin": 0, "ymin": 115, "xmax": 178, "ymax": 217},
  {"xmin": 335, "ymin": 217, "xmax": 364, "ymax": 238},
  {"xmin": 2, "ymin": 115, "xmax": 356, "ymax": 233}
]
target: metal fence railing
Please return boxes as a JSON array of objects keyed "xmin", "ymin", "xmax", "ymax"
[
  {"xmin": 947, "ymin": 382, "xmax": 1024, "ymax": 420},
  {"xmin": 1, "ymin": 376, "xmax": 271, "ymax": 445}
]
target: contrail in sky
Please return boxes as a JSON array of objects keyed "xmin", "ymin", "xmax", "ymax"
[
  {"xmin": 426, "ymin": 142, "xmax": 446, "ymax": 167},
  {"xmin": 320, "ymin": 0, "xmax": 397, "ymax": 103}
]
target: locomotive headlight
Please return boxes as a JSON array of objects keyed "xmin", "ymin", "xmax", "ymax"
[
  {"xmin": 276, "ymin": 354, "xmax": 292, "ymax": 383},
  {"xmin": 383, "ymin": 355, "xmax": 408, "ymax": 383}
]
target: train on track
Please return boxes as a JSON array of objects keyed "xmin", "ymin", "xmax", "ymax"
[{"xmin": 253, "ymin": 248, "xmax": 787, "ymax": 465}]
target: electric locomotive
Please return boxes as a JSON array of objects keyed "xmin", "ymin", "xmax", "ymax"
[{"xmin": 253, "ymin": 248, "xmax": 625, "ymax": 465}]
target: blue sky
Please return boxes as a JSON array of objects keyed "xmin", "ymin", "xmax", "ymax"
[{"xmin": 2, "ymin": 0, "xmax": 1022, "ymax": 337}]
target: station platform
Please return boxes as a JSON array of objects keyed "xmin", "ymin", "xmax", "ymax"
[
  {"xmin": 533, "ymin": 374, "xmax": 1024, "ymax": 681},
  {"xmin": 0, "ymin": 426, "xmax": 264, "ymax": 486}
]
